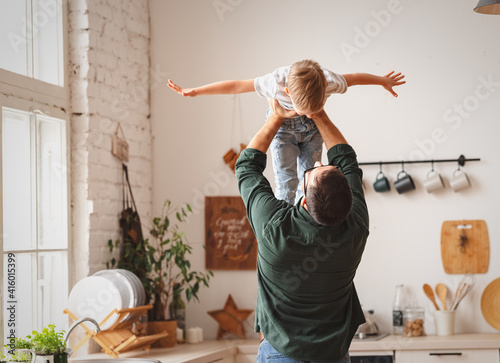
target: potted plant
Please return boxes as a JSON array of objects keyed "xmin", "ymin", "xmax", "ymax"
[
  {"xmin": 29, "ymin": 325, "xmax": 67, "ymax": 363},
  {"xmin": 7, "ymin": 338, "xmax": 33, "ymax": 363},
  {"xmin": 108, "ymin": 200, "xmax": 213, "ymax": 347},
  {"xmin": 6, "ymin": 351, "xmax": 31, "ymax": 363}
]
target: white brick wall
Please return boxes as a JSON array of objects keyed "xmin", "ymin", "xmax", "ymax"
[{"xmin": 69, "ymin": 0, "xmax": 152, "ymax": 282}]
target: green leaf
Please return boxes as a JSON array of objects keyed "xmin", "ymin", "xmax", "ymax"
[{"xmin": 176, "ymin": 212, "xmax": 181, "ymax": 221}]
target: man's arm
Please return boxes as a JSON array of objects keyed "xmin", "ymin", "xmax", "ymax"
[
  {"xmin": 247, "ymin": 99, "xmax": 296, "ymax": 153},
  {"xmin": 342, "ymin": 71, "xmax": 405, "ymax": 97},
  {"xmin": 312, "ymin": 110, "xmax": 368, "ymax": 224},
  {"xmin": 168, "ymin": 79, "xmax": 255, "ymax": 97},
  {"xmin": 310, "ymin": 110, "xmax": 347, "ymax": 150}
]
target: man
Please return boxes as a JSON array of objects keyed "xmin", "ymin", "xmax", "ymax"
[{"xmin": 235, "ymin": 100, "xmax": 369, "ymax": 362}]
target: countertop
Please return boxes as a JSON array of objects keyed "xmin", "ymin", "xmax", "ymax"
[
  {"xmin": 350, "ymin": 333, "xmax": 500, "ymax": 353},
  {"xmin": 72, "ymin": 333, "xmax": 500, "ymax": 362}
]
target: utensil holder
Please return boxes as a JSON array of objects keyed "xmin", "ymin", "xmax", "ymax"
[{"xmin": 434, "ymin": 310, "xmax": 456, "ymax": 336}]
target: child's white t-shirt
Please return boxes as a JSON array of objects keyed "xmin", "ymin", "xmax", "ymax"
[{"xmin": 254, "ymin": 66, "xmax": 348, "ymax": 111}]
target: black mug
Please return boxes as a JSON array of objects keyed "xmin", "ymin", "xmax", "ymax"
[
  {"xmin": 373, "ymin": 172, "xmax": 391, "ymax": 192},
  {"xmin": 394, "ymin": 171, "xmax": 415, "ymax": 194}
]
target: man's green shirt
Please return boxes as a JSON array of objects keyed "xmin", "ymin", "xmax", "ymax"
[{"xmin": 235, "ymin": 143, "xmax": 369, "ymax": 361}]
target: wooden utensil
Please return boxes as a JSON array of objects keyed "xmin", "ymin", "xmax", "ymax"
[
  {"xmin": 441, "ymin": 220, "xmax": 489, "ymax": 274},
  {"xmin": 423, "ymin": 283, "xmax": 440, "ymax": 310},
  {"xmin": 435, "ymin": 283, "xmax": 448, "ymax": 310}
]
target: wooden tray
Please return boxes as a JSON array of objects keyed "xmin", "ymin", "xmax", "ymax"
[
  {"xmin": 481, "ymin": 278, "xmax": 500, "ymax": 331},
  {"xmin": 441, "ymin": 220, "xmax": 489, "ymax": 274}
]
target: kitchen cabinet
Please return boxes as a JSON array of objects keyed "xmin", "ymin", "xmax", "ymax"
[
  {"xmin": 351, "ymin": 333, "xmax": 500, "ymax": 363},
  {"xmin": 396, "ymin": 349, "xmax": 499, "ymax": 363},
  {"xmin": 205, "ymin": 357, "xmax": 235, "ymax": 363},
  {"xmin": 235, "ymin": 354, "xmax": 256, "ymax": 363}
]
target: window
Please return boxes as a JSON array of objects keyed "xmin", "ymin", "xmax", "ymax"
[
  {"xmin": 0, "ymin": 0, "xmax": 64, "ymax": 86},
  {"xmin": 0, "ymin": 0, "xmax": 69, "ymax": 346},
  {"xmin": 1, "ymin": 107, "xmax": 69, "ymax": 341}
]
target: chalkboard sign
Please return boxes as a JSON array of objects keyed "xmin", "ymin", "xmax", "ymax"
[{"xmin": 205, "ymin": 196, "xmax": 257, "ymax": 270}]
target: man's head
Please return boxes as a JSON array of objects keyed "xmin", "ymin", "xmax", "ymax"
[
  {"xmin": 287, "ymin": 59, "xmax": 327, "ymax": 117},
  {"xmin": 303, "ymin": 162, "xmax": 353, "ymax": 226}
]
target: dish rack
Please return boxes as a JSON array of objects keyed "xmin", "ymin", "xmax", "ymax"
[{"xmin": 63, "ymin": 305, "xmax": 169, "ymax": 358}]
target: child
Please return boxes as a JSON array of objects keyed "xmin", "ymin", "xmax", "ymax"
[{"xmin": 168, "ymin": 59, "xmax": 405, "ymax": 205}]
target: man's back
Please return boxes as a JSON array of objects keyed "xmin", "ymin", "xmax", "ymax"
[{"xmin": 236, "ymin": 142, "xmax": 369, "ymax": 361}]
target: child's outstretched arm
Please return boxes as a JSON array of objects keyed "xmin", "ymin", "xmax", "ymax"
[
  {"xmin": 168, "ymin": 79, "xmax": 255, "ymax": 97},
  {"xmin": 342, "ymin": 71, "xmax": 405, "ymax": 97}
]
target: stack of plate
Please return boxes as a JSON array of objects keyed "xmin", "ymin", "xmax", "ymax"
[{"xmin": 68, "ymin": 269, "xmax": 146, "ymax": 330}]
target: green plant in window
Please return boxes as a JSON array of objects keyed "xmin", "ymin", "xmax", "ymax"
[
  {"xmin": 7, "ymin": 351, "xmax": 31, "ymax": 362},
  {"xmin": 12, "ymin": 338, "xmax": 33, "ymax": 350},
  {"xmin": 29, "ymin": 324, "xmax": 66, "ymax": 355}
]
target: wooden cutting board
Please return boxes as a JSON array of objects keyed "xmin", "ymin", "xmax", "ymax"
[{"xmin": 441, "ymin": 220, "xmax": 489, "ymax": 274}]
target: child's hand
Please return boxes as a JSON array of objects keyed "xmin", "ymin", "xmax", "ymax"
[
  {"xmin": 382, "ymin": 71, "xmax": 406, "ymax": 97},
  {"xmin": 168, "ymin": 79, "xmax": 197, "ymax": 97},
  {"xmin": 268, "ymin": 99, "xmax": 298, "ymax": 118}
]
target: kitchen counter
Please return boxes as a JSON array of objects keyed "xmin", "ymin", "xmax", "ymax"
[
  {"xmin": 350, "ymin": 333, "xmax": 500, "ymax": 354},
  {"xmin": 72, "ymin": 334, "xmax": 500, "ymax": 362},
  {"xmin": 72, "ymin": 340, "xmax": 250, "ymax": 363}
]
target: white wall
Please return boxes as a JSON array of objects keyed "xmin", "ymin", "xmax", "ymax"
[
  {"xmin": 69, "ymin": 0, "xmax": 152, "ymax": 280},
  {"xmin": 150, "ymin": 0, "xmax": 500, "ymax": 339}
]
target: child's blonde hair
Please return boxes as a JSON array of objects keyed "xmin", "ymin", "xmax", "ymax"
[{"xmin": 287, "ymin": 59, "xmax": 327, "ymax": 113}]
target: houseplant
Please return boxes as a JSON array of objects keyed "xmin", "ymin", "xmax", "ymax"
[
  {"xmin": 12, "ymin": 338, "xmax": 32, "ymax": 351},
  {"xmin": 6, "ymin": 352, "xmax": 31, "ymax": 363},
  {"xmin": 29, "ymin": 325, "xmax": 67, "ymax": 363},
  {"xmin": 108, "ymin": 200, "xmax": 213, "ymax": 347},
  {"xmin": 7, "ymin": 338, "xmax": 33, "ymax": 363}
]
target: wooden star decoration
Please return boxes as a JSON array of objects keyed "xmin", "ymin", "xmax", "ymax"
[{"xmin": 207, "ymin": 294, "xmax": 253, "ymax": 339}]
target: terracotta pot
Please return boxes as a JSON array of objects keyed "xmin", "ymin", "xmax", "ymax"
[{"xmin": 148, "ymin": 320, "xmax": 177, "ymax": 348}]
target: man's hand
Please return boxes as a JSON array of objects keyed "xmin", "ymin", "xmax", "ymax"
[
  {"xmin": 246, "ymin": 99, "xmax": 291, "ymax": 153},
  {"xmin": 381, "ymin": 71, "xmax": 406, "ymax": 97},
  {"xmin": 168, "ymin": 79, "xmax": 197, "ymax": 97},
  {"xmin": 268, "ymin": 98, "xmax": 299, "ymax": 119}
]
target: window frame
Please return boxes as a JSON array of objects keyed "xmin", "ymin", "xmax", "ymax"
[{"xmin": 0, "ymin": 0, "xmax": 71, "ymax": 342}]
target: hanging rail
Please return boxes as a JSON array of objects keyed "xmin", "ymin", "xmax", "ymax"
[{"xmin": 359, "ymin": 155, "xmax": 480, "ymax": 167}]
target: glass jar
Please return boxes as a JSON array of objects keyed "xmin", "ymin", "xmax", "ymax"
[{"xmin": 404, "ymin": 306, "xmax": 425, "ymax": 337}]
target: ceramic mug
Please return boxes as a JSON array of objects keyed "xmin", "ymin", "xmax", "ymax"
[
  {"xmin": 373, "ymin": 171, "xmax": 391, "ymax": 192},
  {"xmin": 394, "ymin": 171, "xmax": 415, "ymax": 194},
  {"xmin": 450, "ymin": 169, "xmax": 471, "ymax": 192},
  {"xmin": 424, "ymin": 170, "xmax": 445, "ymax": 193}
]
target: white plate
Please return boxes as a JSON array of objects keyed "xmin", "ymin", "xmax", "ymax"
[
  {"xmin": 118, "ymin": 269, "xmax": 146, "ymax": 307},
  {"xmin": 94, "ymin": 270, "xmax": 134, "ymax": 309},
  {"xmin": 68, "ymin": 276, "xmax": 122, "ymax": 330}
]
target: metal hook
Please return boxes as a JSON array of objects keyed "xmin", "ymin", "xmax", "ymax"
[
  {"xmin": 458, "ymin": 155, "xmax": 466, "ymax": 167},
  {"xmin": 379, "ymin": 162, "xmax": 383, "ymax": 173}
]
